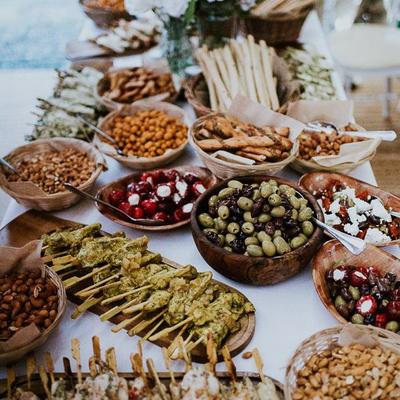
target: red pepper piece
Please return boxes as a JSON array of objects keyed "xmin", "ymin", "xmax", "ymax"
[
  {"xmin": 322, "ymin": 197, "xmax": 332, "ymax": 211},
  {"xmin": 387, "ymin": 300, "xmax": 400, "ymax": 320},
  {"xmin": 388, "ymin": 222, "xmax": 399, "ymax": 239},
  {"xmin": 357, "ymin": 190, "xmax": 369, "ymax": 201},
  {"xmin": 375, "ymin": 313, "xmax": 388, "ymax": 328},
  {"xmin": 356, "ymin": 295, "xmax": 377, "ymax": 316},
  {"xmin": 141, "ymin": 199, "xmax": 158, "ymax": 217},
  {"xmin": 131, "ymin": 207, "xmax": 144, "ymax": 219},
  {"xmin": 350, "ymin": 268, "xmax": 369, "ymax": 287},
  {"xmin": 109, "ymin": 189, "xmax": 126, "ymax": 206}
]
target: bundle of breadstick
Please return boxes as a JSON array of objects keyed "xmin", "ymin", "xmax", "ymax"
[
  {"xmin": 196, "ymin": 35, "xmax": 280, "ymax": 112},
  {"xmin": 251, "ymin": 0, "xmax": 315, "ymax": 17},
  {"xmin": 194, "ymin": 114, "xmax": 293, "ymax": 164}
]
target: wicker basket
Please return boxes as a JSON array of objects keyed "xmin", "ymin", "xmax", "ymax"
[
  {"xmin": 0, "ymin": 138, "xmax": 106, "ymax": 212},
  {"xmin": 285, "ymin": 324, "xmax": 400, "ymax": 399},
  {"xmin": 243, "ymin": 6, "xmax": 313, "ymax": 46},
  {"xmin": 96, "ymin": 102, "xmax": 189, "ymax": 170},
  {"xmin": 79, "ymin": 0, "xmax": 132, "ymax": 29},
  {"xmin": 190, "ymin": 113, "xmax": 299, "ymax": 180}
]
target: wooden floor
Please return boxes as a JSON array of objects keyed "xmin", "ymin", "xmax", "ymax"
[{"xmin": 352, "ymin": 79, "xmax": 400, "ymax": 195}]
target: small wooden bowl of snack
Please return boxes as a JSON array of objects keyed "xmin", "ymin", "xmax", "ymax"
[
  {"xmin": 79, "ymin": 0, "xmax": 132, "ymax": 29},
  {"xmin": 0, "ymin": 242, "xmax": 66, "ymax": 365},
  {"xmin": 299, "ymin": 172, "xmax": 400, "ymax": 246},
  {"xmin": 191, "ymin": 113, "xmax": 299, "ymax": 180},
  {"xmin": 96, "ymin": 103, "xmax": 189, "ymax": 170},
  {"xmin": 285, "ymin": 324, "xmax": 400, "ymax": 400},
  {"xmin": 0, "ymin": 138, "xmax": 106, "ymax": 212},
  {"xmin": 291, "ymin": 123, "xmax": 380, "ymax": 174},
  {"xmin": 96, "ymin": 167, "xmax": 218, "ymax": 231},
  {"xmin": 191, "ymin": 176, "xmax": 324, "ymax": 285},
  {"xmin": 313, "ymin": 239, "xmax": 400, "ymax": 332},
  {"xmin": 96, "ymin": 67, "xmax": 177, "ymax": 110}
]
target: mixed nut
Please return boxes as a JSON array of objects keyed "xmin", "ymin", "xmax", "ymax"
[
  {"xmin": 0, "ymin": 269, "xmax": 59, "ymax": 340},
  {"xmin": 198, "ymin": 179, "xmax": 315, "ymax": 257},
  {"xmin": 85, "ymin": 0, "xmax": 125, "ymax": 11},
  {"xmin": 104, "ymin": 110, "xmax": 187, "ymax": 158},
  {"xmin": 108, "ymin": 169, "xmax": 207, "ymax": 223},
  {"xmin": 293, "ymin": 343, "xmax": 400, "ymax": 399},
  {"xmin": 6, "ymin": 148, "xmax": 97, "ymax": 194},
  {"xmin": 99, "ymin": 67, "xmax": 176, "ymax": 104},
  {"xmin": 327, "ymin": 265, "xmax": 400, "ymax": 333}
]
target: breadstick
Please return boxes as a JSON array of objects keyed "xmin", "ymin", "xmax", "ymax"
[
  {"xmin": 223, "ymin": 46, "xmax": 240, "ymax": 98},
  {"xmin": 212, "ymin": 49, "xmax": 232, "ymax": 99},
  {"xmin": 259, "ymin": 40, "xmax": 280, "ymax": 110},
  {"xmin": 229, "ymin": 40, "xmax": 249, "ymax": 98},
  {"xmin": 223, "ymin": 136, "xmax": 275, "ymax": 149},
  {"xmin": 236, "ymin": 151, "xmax": 266, "ymax": 162},
  {"xmin": 197, "ymin": 56, "xmax": 219, "ymax": 111},
  {"xmin": 240, "ymin": 40, "xmax": 258, "ymax": 103}
]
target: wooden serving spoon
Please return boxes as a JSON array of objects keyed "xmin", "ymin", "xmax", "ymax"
[
  {"xmin": 64, "ymin": 183, "xmax": 164, "ymax": 226},
  {"xmin": 0, "ymin": 158, "xmax": 21, "ymax": 177}
]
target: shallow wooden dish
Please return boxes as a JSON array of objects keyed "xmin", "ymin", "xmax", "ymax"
[
  {"xmin": 0, "ymin": 372, "xmax": 284, "ymax": 398},
  {"xmin": 96, "ymin": 103, "xmax": 189, "ymax": 170},
  {"xmin": 299, "ymin": 172, "xmax": 400, "ymax": 246},
  {"xmin": 312, "ymin": 239, "xmax": 400, "ymax": 326},
  {"xmin": 191, "ymin": 176, "xmax": 324, "ymax": 285},
  {"xmin": 0, "ymin": 138, "xmax": 106, "ymax": 212},
  {"xmin": 0, "ymin": 266, "xmax": 66, "ymax": 365},
  {"xmin": 95, "ymin": 166, "xmax": 218, "ymax": 231},
  {"xmin": 0, "ymin": 210, "xmax": 255, "ymax": 363}
]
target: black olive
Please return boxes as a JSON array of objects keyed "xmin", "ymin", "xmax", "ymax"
[
  {"xmin": 237, "ymin": 232, "xmax": 247, "ymax": 241},
  {"xmin": 326, "ymin": 269, "xmax": 335, "ymax": 282},
  {"xmin": 368, "ymin": 215, "xmax": 381, "ymax": 225},
  {"xmin": 372, "ymin": 290, "xmax": 386, "ymax": 302},
  {"xmin": 286, "ymin": 226, "xmax": 301, "ymax": 238},
  {"xmin": 341, "ymin": 287, "xmax": 353, "ymax": 302},
  {"xmin": 336, "ymin": 304, "xmax": 350, "ymax": 319},
  {"xmin": 208, "ymin": 206, "xmax": 217, "ymax": 218},
  {"xmin": 385, "ymin": 273, "xmax": 397, "ymax": 283},
  {"xmin": 363, "ymin": 314, "xmax": 375, "ymax": 325},
  {"xmin": 274, "ymin": 218, "xmax": 283, "ymax": 228},
  {"xmin": 262, "ymin": 204, "xmax": 271, "ymax": 213},
  {"xmin": 251, "ymin": 198, "xmax": 265, "ymax": 217},
  {"xmin": 378, "ymin": 299, "xmax": 389, "ymax": 313},
  {"xmin": 231, "ymin": 239, "xmax": 246, "ymax": 254},
  {"xmin": 254, "ymin": 222, "xmax": 265, "ymax": 232},
  {"xmin": 264, "ymin": 222, "xmax": 276, "ymax": 236},
  {"xmin": 206, "ymin": 231, "xmax": 221, "ymax": 246},
  {"xmin": 281, "ymin": 196, "xmax": 291, "ymax": 210},
  {"xmin": 395, "ymin": 281, "xmax": 400, "ymax": 289},
  {"xmin": 241, "ymin": 185, "xmax": 253, "ymax": 198},
  {"xmin": 358, "ymin": 221, "xmax": 369, "ymax": 230},
  {"xmin": 360, "ymin": 283, "xmax": 370, "ymax": 295},
  {"xmin": 183, "ymin": 173, "xmax": 198, "ymax": 185}
]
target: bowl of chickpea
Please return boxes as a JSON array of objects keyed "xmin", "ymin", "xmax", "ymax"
[{"xmin": 96, "ymin": 102, "xmax": 189, "ymax": 170}]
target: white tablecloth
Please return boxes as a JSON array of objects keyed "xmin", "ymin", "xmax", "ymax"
[{"xmin": 2, "ymin": 12, "xmax": 398, "ymax": 383}]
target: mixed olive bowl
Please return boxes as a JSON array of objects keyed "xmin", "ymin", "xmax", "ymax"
[{"xmin": 191, "ymin": 176, "xmax": 324, "ymax": 285}]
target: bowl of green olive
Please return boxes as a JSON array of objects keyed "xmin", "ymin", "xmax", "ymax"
[{"xmin": 191, "ymin": 176, "xmax": 324, "ymax": 285}]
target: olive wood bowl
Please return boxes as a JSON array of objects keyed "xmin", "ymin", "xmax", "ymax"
[
  {"xmin": 312, "ymin": 239, "xmax": 400, "ymax": 326},
  {"xmin": 299, "ymin": 172, "xmax": 400, "ymax": 246},
  {"xmin": 96, "ymin": 167, "xmax": 218, "ymax": 231},
  {"xmin": 191, "ymin": 176, "xmax": 324, "ymax": 285}
]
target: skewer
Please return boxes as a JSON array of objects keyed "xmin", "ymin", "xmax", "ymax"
[
  {"xmin": 133, "ymin": 353, "xmax": 149, "ymax": 391},
  {"xmin": 128, "ymin": 309, "xmax": 165, "ymax": 336},
  {"xmin": 26, "ymin": 354, "xmax": 36, "ymax": 390},
  {"xmin": 142, "ymin": 318, "xmax": 164, "ymax": 342},
  {"xmin": 111, "ymin": 311, "xmax": 145, "ymax": 333},
  {"xmin": 149, "ymin": 317, "xmax": 192, "ymax": 341},
  {"xmin": 71, "ymin": 296, "xmax": 102, "ymax": 319},
  {"xmin": 169, "ymin": 326, "xmax": 192, "ymax": 359},
  {"xmin": 45, "ymin": 352, "xmax": 55, "ymax": 385},
  {"xmin": 207, "ymin": 333, "xmax": 217, "ymax": 375},
  {"xmin": 63, "ymin": 357, "xmax": 75, "ymax": 388},
  {"xmin": 63, "ymin": 264, "xmax": 111, "ymax": 289},
  {"xmin": 52, "ymin": 263, "xmax": 78, "ymax": 273},
  {"xmin": 71, "ymin": 338, "xmax": 83, "ymax": 384},
  {"xmin": 253, "ymin": 348, "xmax": 266, "ymax": 384},
  {"xmin": 6, "ymin": 367, "xmax": 15, "ymax": 400},
  {"xmin": 105, "ymin": 347, "xmax": 118, "ymax": 375},
  {"xmin": 78, "ymin": 282, "xmax": 120, "ymax": 298},
  {"xmin": 177, "ymin": 336, "xmax": 191, "ymax": 371},
  {"xmin": 101, "ymin": 285, "xmax": 152, "ymax": 305},
  {"xmin": 162, "ymin": 347, "xmax": 176, "ymax": 385},
  {"xmin": 88, "ymin": 355, "xmax": 98, "ymax": 377},
  {"xmin": 41, "ymin": 250, "xmax": 69, "ymax": 263},
  {"xmin": 186, "ymin": 335, "xmax": 205, "ymax": 353},
  {"xmin": 75, "ymin": 273, "xmax": 120, "ymax": 297},
  {"xmin": 222, "ymin": 345, "xmax": 237, "ymax": 386},
  {"xmin": 92, "ymin": 335, "xmax": 101, "ymax": 361},
  {"xmin": 146, "ymin": 358, "xmax": 169, "ymax": 400},
  {"xmin": 39, "ymin": 366, "xmax": 51, "ymax": 400}
]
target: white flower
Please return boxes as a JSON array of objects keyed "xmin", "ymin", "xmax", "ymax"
[
  {"xmin": 239, "ymin": 0, "xmax": 256, "ymax": 11},
  {"xmin": 161, "ymin": 0, "xmax": 190, "ymax": 18},
  {"xmin": 124, "ymin": 0, "xmax": 158, "ymax": 14}
]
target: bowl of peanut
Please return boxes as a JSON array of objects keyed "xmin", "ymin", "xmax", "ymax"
[
  {"xmin": 96, "ymin": 102, "xmax": 189, "ymax": 170},
  {"xmin": 0, "ymin": 138, "xmax": 106, "ymax": 211}
]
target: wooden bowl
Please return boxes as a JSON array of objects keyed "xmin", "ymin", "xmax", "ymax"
[
  {"xmin": 299, "ymin": 172, "xmax": 400, "ymax": 246},
  {"xmin": 0, "ymin": 138, "xmax": 106, "ymax": 212},
  {"xmin": 312, "ymin": 239, "xmax": 400, "ymax": 326},
  {"xmin": 284, "ymin": 324, "xmax": 400, "ymax": 399},
  {"xmin": 0, "ymin": 265, "xmax": 66, "ymax": 365},
  {"xmin": 95, "ymin": 103, "xmax": 189, "ymax": 170},
  {"xmin": 79, "ymin": 0, "xmax": 132, "ymax": 29},
  {"xmin": 95, "ymin": 167, "xmax": 218, "ymax": 231},
  {"xmin": 190, "ymin": 113, "xmax": 300, "ymax": 180},
  {"xmin": 191, "ymin": 176, "xmax": 324, "ymax": 285}
]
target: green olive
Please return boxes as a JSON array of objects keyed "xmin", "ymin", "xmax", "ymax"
[
  {"xmin": 217, "ymin": 205, "xmax": 230, "ymax": 220},
  {"xmin": 260, "ymin": 183, "xmax": 273, "ymax": 198},
  {"xmin": 203, "ymin": 228, "xmax": 217, "ymax": 235},
  {"xmin": 208, "ymin": 195, "xmax": 218, "ymax": 208},
  {"xmin": 291, "ymin": 209, "xmax": 298, "ymax": 221},
  {"xmin": 278, "ymin": 184, "xmax": 291, "ymax": 194},
  {"xmin": 298, "ymin": 233, "xmax": 308, "ymax": 241},
  {"xmin": 302, "ymin": 221, "xmax": 314, "ymax": 236},
  {"xmin": 227, "ymin": 222, "xmax": 240, "ymax": 234},
  {"xmin": 273, "ymin": 229, "xmax": 282, "ymax": 238},
  {"xmin": 290, "ymin": 236, "xmax": 306, "ymax": 249},
  {"xmin": 218, "ymin": 187, "xmax": 235, "ymax": 199},
  {"xmin": 250, "ymin": 183, "xmax": 260, "ymax": 189},
  {"xmin": 289, "ymin": 195, "xmax": 300, "ymax": 210},
  {"xmin": 237, "ymin": 196, "xmax": 254, "ymax": 211},
  {"xmin": 273, "ymin": 237, "xmax": 291, "ymax": 255},
  {"xmin": 334, "ymin": 295, "xmax": 346, "ymax": 308},
  {"xmin": 252, "ymin": 189, "xmax": 261, "ymax": 201},
  {"xmin": 198, "ymin": 213, "xmax": 214, "ymax": 228},
  {"xmin": 269, "ymin": 179, "xmax": 278, "ymax": 187},
  {"xmin": 244, "ymin": 211, "xmax": 256, "ymax": 223},
  {"xmin": 351, "ymin": 314, "xmax": 364, "ymax": 324},
  {"xmin": 227, "ymin": 180, "xmax": 243, "ymax": 190},
  {"xmin": 242, "ymin": 222, "xmax": 255, "ymax": 235},
  {"xmin": 262, "ymin": 240, "xmax": 276, "ymax": 257},
  {"xmin": 349, "ymin": 286, "xmax": 360, "ymax": 301},
  {"xmin": 271, "ymin": 206, "xmax": 285, "ymax": 218},
  {"xmin": 246, "ymin": 244, "xmax": 264, "ymax": 257},
  {"xmin": 218, "ymin": 234, "xmax": 225, "ymax": 246},
  {"xmin": 268, "ymin": 194, "xmax": 282, "ymax": 207},
  {"xmin": 257, "ymin": 231, "xmax": 271, "ymax": 242},
  {"xmin": 258, "ymin": 213, "xmax": 271, "ymax": 223},
  {"xmin": 286, "ymin": 188, "xmax": 296, "ymax": 197},
  {"xmin": 386, "ymin": 321, "xmax": 400, "ymax": 332},
  {"xmin": 223, "ymin": 246, "xmax": 232, "ymax": 252},
  {"xmin": 245, "ymin": 236, "xmax": 259, "ymax": 246},
  {"xmin": 298, "ymin": 207, "xmax": 313, "ymax": 222},
  {"xmin": 215, "ymin": 218, "xmax": 228, "ymax": 232},
  {"xmin": 225, "ymin": 233, "xmax": 236, "ymax": 246},
  {"xmin": 299, "ymin": 198, "xmax": 308, "ymax": 211}
]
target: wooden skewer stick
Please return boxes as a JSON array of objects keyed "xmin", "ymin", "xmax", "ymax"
[
  {"xmin": 71, "ymin": 338, "xmax": 83, "ymax": 385},
  {"xmin": 222, "ymin": 345, "xmax": 237, "ymax": 386},
  {"xmin": 177, "ymin": 336, "xmax": 191, "ymax": 371},
  {"xmin": 75, "ymin": 273, "xmax": 120, "ymax": 297},
  {"xmin": 133, "ymin": 353, "xmax": 150, "ymax": 392},
  {"xmin": 147, "ymin": 358, "xmax": 169, "ymax": 400},
  {"xmin": 78, "ymin": 282, "xmax": 120, "ymax": 299},
  {"xmin": 99, "ymin": 297, "xmax": 139, "ymax": 321},
  {"xmin": 149, "ymin": 317, "xmax": 192, "ymax": 342},
  {"xmin": 106, "ymin": 347, "xmax": 118, "ymax": 375},
  {"xmin": 45, "ymin": 352, "xmax": 55, "ymax": 385},
  {"xmin": 101, "ymin": 285, "xmax": 152, "ymax": 306},
  {"xmin": 186, "ymin": 335, "xmax": 205, "ymax": 353},
  {"xmin": 39, "ymin": 366, "xmax": 52, "ymax": 400},
  {"xmin": 129, "ymin": 309, "xmax": 165, "ymax": 336},
  {"xmin": 6, "ymin": 367, "xmax": 15, "ymax": 400},
  {"xmin": 71, "ymin": 296, "xmax": 102, "ymax": 320},
  {"xmin": 88, "ymin": 355, "xmax": 98, "ymax": 377},
  {"xmin": 253, "ymin": 348, "xmax": 266, "ymax": 384},
  {"xmin": 26, "ymin": 354, "xmax": 36, "ymax": 390},
  {"xmin": 92, "ymin": 335, "xmax": 101, "ymax": 361},
  {"xmin": 63, "ymin": 264, "xmax": 111, "ymax": 289},
  {"xmin": 167, "ymin": 323, "xmax": 190, "ymax": 358},
  {"xmin": 111, "ymin": 311, "xmax": 145, "ymax": 333},
  {"xmin": 41, "ymin": 250, "xmax": 69, "ymax": 263},
  {"xmin": 162, "ymin": 347, "xmax": 176, "ymax": 385},
  {"xmin": 207, "ymin": 333, "xmax": 217, "ymax": 375},
  {"xmin": 141, "ymin": 318, "xmax": 164, "ymax": 342},
  {"xmin": 52, "ymin": 263, "xmax": 77, "ymax": 273}
]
